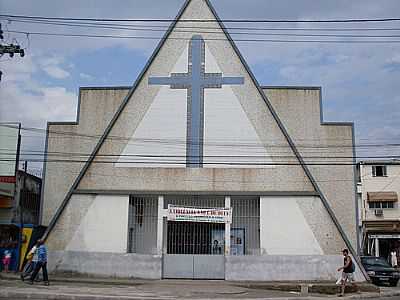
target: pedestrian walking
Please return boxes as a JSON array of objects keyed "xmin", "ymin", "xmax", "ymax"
[
  {"xmin": 337, "ymin": 249, "xmax": 357, "ymax": 296},
  {"xmin": 20, "ymin": 241, "xmax": 39, "ymax": 281},
  {"xmin": 28, "ymin": 239, "xmax": 49, "ymax": 286},
  {"xmin": 390, "ymin": 251, "xmax": 398, "ymax": 268}
]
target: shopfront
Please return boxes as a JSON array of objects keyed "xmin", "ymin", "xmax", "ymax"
[{"xmin": 367, "ymin": 233, "xmax": 400, "ymax": 265}]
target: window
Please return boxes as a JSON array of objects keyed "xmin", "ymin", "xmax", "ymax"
[
  {"xmin": 368, "ymin": 201, "xmax": 394, "ymax": 209},
  {"xmin": 372, "ymin": 165, "xmax": 387, "ymax": 177}
]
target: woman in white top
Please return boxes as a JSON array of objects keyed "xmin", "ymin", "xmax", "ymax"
[
  {"xmin": 20, "ymin": 241, "xmax": 39, "ymax": 281},
  {"xmin": 391, "ymin": 251, "xmax": 398, "ymax": 268}
]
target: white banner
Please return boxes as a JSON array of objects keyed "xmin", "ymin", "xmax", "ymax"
[{"xmin": 167, "ymin": 205, "xmax": 232, "ymax": 224}]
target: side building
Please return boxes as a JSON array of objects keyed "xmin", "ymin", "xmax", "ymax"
[
  {"xmin": 0, "ymin": 170, "xmax": 42, "ymax": 271},
  {"xmin": 358, "ymin": 160, "xmax": 400, "ymax": 262}
]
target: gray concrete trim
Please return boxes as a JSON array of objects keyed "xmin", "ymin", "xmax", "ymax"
[
  {"xmin": 0, "ymin": 122, "xmax": 21, "ymax": 125},
  {"xmin": 48, "ymin": 122, "xmax": 78, "ymax": 126},
  {"xmin": 42, "ymin": 0, "xmax": 193, "ymax": 240},
  {"xmin": 38, "ymin": 122, "xmax": 49, "ymax": 225},
  {"xmin": 360, "ymin": 160, "xmax": 400, "ymax": 165},
  {"xmin": 322, "ymin": 121, "xmax": 354, "ymax": 126},
  {"xmin": 261, "ymin": 86, "xmax": 321, "ymax": 90},
  {"xmin": 352, "ymin": 124, "xmax": 361, "ymax": 255},
  {"xmin": 79, "ymin": 86, "xmax": 131, "ymax": 91},
  {"xmin": 74, "ymin": 189, "xmax": 319, "ymax": 197},
  {"xmin": 204, "ymin": 0, "xmax": 366, "ymax": 281}
]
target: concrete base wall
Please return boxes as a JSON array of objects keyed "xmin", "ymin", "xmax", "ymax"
[
  {"xmin": 48, "ymin": 251, "xmax": 162, "ymax": 279},
  {"xmin": 226, "ymin": 255, "xmax": 366, "ymax": 281}
]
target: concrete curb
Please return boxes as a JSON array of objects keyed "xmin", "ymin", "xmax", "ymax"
[
  {"xmin": 0, "ymin": 274, "xmax": 379, "ymax": 295},
  {"xmin": 0, "ymin": 290, "xmax": 398, "ymax": 300}
]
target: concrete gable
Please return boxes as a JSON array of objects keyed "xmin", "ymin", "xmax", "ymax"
[{"xmin": 76, "ymin": 0, "xmax": 313, "ymax": 192}]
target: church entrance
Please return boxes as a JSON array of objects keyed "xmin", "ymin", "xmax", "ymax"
[
  {"xmin": 162, "ymin": 196, "xmax": 228, "ymax": 279},
  {"xmin": 167, "ymin": 221, "xmax": 225, "ymax": 255}
]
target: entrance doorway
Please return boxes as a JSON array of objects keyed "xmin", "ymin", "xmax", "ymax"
[
  {"xmin": 162, "ymin": 195, "xmax": 226, "ymax": 279},
  {"xmin": 167, "ymin": 221, "xmax": 224, "ymax": 255},
  {"xmin": 163, "ymin": 221, "xmax": 225, "ymax": 279}
]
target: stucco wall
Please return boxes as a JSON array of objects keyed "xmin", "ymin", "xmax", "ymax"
[
  {"xmin": 48, "ymin": 251, "xmax": 161, "ymax": 279},
  {"xmin": 226, "ymin": 255, "xmax": 365, "ymax": 281},
  {"xmin": 46, "ymin": 194, "xmax": 129, "ymax": 252},
  {"xmin": 66, "ymin": 195, "xmax": 129, "ymax": 253},
  {"xmin": 265, "ymin": 88, "xmax": 357, "ymax": 251},
  {"xmin": 260, "ymin": 196, "xmax": 345, "ymax": 255},
  {"xmin": 41, "ymin": 88, "xmax": 128, "ymax": 225},
  {"xmin": 75, "ymin": 0, "xmax": 313, "ymax": 193}
]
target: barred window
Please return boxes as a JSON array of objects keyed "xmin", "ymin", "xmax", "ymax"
[{"xmin": 368, "ymin": 201, "xmax": 394, "ymax": 209}]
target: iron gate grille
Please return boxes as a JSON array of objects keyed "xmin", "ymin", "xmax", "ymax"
[
  {"xmin": 167, "ymin": 221, "xmax": 225, "ymax": 254},
  {"xmin": 164, "ymin": 195, "xmax": 225, "ymax": 255},
  {"xmin": 231, "ymin": 196, "xmax": 260, "ymax": 255},
  {"xmin": 128, "ymin": 195, "xmax": 158, "ymax": 254}
]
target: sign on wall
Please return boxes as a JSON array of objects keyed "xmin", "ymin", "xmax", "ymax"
[{"xmin": 167, "ymin": 205, "xmax": 232, "ymax": 223}]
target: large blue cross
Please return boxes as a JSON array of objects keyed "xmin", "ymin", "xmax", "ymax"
[{"xmin": 149, "ymin": 35, "xmax": 244, "ymax": 168}]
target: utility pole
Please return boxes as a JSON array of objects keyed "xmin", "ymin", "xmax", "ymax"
[{"xmin": 0, "ymin": 23, "xmax": 25, "ymax": 81}]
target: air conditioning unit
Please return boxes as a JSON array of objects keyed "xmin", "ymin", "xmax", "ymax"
[{"xmin": 374, "ymin": 209, "xmax": 384, "ymax": 216}]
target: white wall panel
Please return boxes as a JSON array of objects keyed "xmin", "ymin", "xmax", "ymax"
[
  {"xmin": 260, "ymin": 196, "xmax": 323, "ymax": 255},
  {"xmin": 116, "ymin": 43, "xmax": 272, "ymax": 168},
  {"xmin": 66, "ymin": 195, "xmax": 129, "ymax": 253}
]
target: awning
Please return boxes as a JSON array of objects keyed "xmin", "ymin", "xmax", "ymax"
[
  {"xmin": 0, "ymin": 195, "xmax": 13, "ymax": 208},
  {"xmin": 367, "ymin": 192, "xmax": 398, "ymax": 202}
]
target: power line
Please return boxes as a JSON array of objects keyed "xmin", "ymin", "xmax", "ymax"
[
  {"xmin": 9, "ymin": 26, "xmax": 400, "ymax": 39},
  {"xmin": 0, "ymin": 158, "xmax": 391, "ymax": 166},
  {"xmin": 1, "ymin": 124, "xmax": 400, "ymax": 150},
  {"xmin": 7, "ymin": 30, "xmax": 400, "ymax": 44},
  {"xmin": 6, "ymin": 20, "xmax": 400, "ymax": 37},
  {"xmin": 2, "ymin": 14, "xmax": 400, "ymax": 23},
  {"xmin": 1, "ymin": 148, "xmax": 400, "ymax": 161}
]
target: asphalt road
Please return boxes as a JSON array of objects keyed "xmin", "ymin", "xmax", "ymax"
[{"xmin": 0, "ymin": 277, "xmax": 398, "ymax": 300}]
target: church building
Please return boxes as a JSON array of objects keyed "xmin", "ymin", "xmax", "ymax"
[{"xmin": 41, "ymin": 0, "xmax": 366, "ymax": 280}]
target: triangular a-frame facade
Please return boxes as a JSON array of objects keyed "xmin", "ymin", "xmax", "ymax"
[
  {"xmin": 73, "ymin": 0, "xmax": 313, "ymax": 192},
  {"xmin": 44, "ymin": 0, "xmax": 360, "ymax": 272}
]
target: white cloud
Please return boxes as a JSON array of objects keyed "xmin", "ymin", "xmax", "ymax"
[
  {"xmin": 0, "ymin": 54, "xmax": 77, "ymax": 172},
  {"xmin": 387, "ymin": 53, "xmax": 400, "ymax": 65},
  {"xmin": 42, "ymin": 65, "xmax": 70, "ymax": 79},
  {"xmin": 38, "ymin": 56, "xmax": 70, "ymax": 79},
  {"xmin": 79, "ymin": 72, "xmax": 95, "ymax": 81}
]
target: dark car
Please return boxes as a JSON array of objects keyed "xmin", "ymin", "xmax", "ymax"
[{"xmin": 361, "ymin": 256, "xmax": 400, "ymax": 286}]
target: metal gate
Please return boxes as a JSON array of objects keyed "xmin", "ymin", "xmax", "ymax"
[{"xmin": 162, "ymin": 195, "xmax": 225, "ymax": 279}]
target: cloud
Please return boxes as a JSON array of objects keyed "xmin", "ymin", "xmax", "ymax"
[
  {"xmin": 0, "ymin": 53, "xmax": 77, "ymax": 171},
  {"xmin": 79, "ymin": 72, "xmax": 95, "ymax": 81},
  {"xmin": 42, "ymin": 65, "xmax": 70, "ymax": 79},
  {"xmin": 38, "ymin": 56, "xmax": 70, "ymax": 79}
]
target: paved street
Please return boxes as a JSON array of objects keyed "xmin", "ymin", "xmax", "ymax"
[
  {"xmin": 0, "ymin": 278, "xmax": 307, "ymax": 299},
  {"xmin": 1, "ymin": 277, "xmax": 399, "ymax": 300}
]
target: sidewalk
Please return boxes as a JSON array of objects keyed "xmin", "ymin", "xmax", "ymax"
[{"xmin": 0, "ymin": 273, "xmax": 396, "ymax": 300}]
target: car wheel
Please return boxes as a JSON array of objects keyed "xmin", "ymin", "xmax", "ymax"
[{"xmin": 389, "ymin": 279, "xmax": 399, "ymax": 287}]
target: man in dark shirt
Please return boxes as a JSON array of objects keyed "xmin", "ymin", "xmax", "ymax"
[
  {"xmin": 337, "ymin": 249, "xmax": 357, "ymax": 296},
  {"xmin": 28, "ymin": 239, "xmax": 49, "ymax": 286}
]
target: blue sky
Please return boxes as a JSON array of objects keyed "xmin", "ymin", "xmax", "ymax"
[{"xmin": 0, "ymin": 0, "xmax": 400, "ymax": 174}]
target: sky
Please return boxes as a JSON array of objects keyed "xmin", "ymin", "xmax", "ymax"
[{"xmin": 0, "ymin": 0, "xmax": 400, "ymax": 176}]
